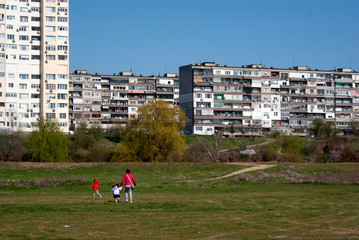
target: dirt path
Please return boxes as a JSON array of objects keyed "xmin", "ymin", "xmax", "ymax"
[
  {"xmin": 220, "ymin": 138, "xmax": 277, "ymax": 153},
  {"xmin": 186, "ymin": 163, "xmax": 276, "ymax": 182}
]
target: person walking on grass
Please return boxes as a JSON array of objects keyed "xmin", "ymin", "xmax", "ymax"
[
  {"xmin": 92, "ymin": 179, "xmax": 102, "ymax": 199},
  {"xmin": 111, "ymin": 184, "xmax": 122, "ymax": 203},
  {"xmin": 120, "ymin": 169, "xmax": 136, "ymax": 203}
]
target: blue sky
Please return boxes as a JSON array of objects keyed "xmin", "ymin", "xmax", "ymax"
[{"xmin": 69, "ymin": 0, "xmax": 359, "ymax": 75}]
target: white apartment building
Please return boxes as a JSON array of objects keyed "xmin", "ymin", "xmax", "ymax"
[
  {"xmin": 69, "ymin": 70, "xmax": 179, "ymax": 130},
  {"xmin": 180, "ymin": 62, "xmax": 359, "ymax": 136},
  {"xmin": 0, "ymin": 0, "xmax": 69, "ymax": 132}
]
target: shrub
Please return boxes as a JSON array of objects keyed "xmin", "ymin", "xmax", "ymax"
[
  {"xmin": 281, "ymin": 136, "xmax": 306, "ymax": 155},
  {"xmin": 340, "ymin": 146, "xmax": 359, "ymax": 162}
]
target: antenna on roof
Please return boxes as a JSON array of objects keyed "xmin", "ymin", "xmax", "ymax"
[{"xmin": 130, "ymin": 57, "xmax": 133, "ymax": 73}]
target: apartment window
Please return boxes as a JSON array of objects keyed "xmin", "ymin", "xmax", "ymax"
[
  {"xmin": 31, "ymin": 84, "xmax": 40, "ymax": 89},
  {"xmin": 58, "ymin": 36, "xmax": 67, "ymax": 42},
  {"xmin": 46, "ymin": 7, "xmax": 56, "ymax": 12},
  {"xmin": 19, "ymin": 45, "xmax": 30, "ymax": 51},
  {"xmin": 31, "ymin": 36, "xmax": 40, "ymax": 41},
  {"xmin": 195, "ymin": 127, "xmax": 203, "ymax": 131},
  {"xmin": 31, "ymin": 7, "xmax": 40, "ymax": 12},
  {"xmin": 46, "ymin": 26, "xmax": 55, "ymax": 32},
  {"xmin": 58, "ymin": 74, "xmax": 67, "ymax": 80},
  {"xmin": 0, "ymin": 54, "xmax": 4, "ymax": 59},
  {"xmin": 57, "ymin": 123, "xmax": 67, "ymax": 128},
  {"xmin": 46, "ymin": 113, "xmax": 56, "ymax": 119},
  {"xmin": 58, "ymin": 103, "xmax": 67, "ymax": 108},
  {"xmin": 0, "ymin": 33, "xmax": 4, "ymax": 39},
  {"xmin": 243, "ymin": 71, "xmax": 251, "ymax": 75},
  {"xmin": 7, "ymin": 35, "xmax": 15, "ymax": 40},
  {"xmin": 46, "ymin": 74, "xmax": 56, "ymax": 80},
  {"xmin": 31, "ymin": 17, "xmax": 40, "ymax": 22},
  {"xmin": 59, "ymin": 113, "xmax": 66, "ymax": 119},
  {"xmin": 46, "ymin": 0, "xmax": 56, "ymax": 2},
  {"xmin": 46, "ymin": 55, "xmax": 56, "ymax": 60},
  {"xmin": 58, "ymin": 45, "xmax": 68, "ymax": 51},
  {"xmin": 46, "ymin": 36, "xmax": 56, "ymax": 41},
  {"xmin": 20, "ymin": 16, "xmax": 28, "ymax": 22},
  {"xmin": 8, "ymin": 83, "xmax": 14, "ymax": 88},
  {"xmin": 46, "ymin": 45, "xmax": 56, "ymax": 51},
  {"xmin": 19, "ymin": 55, "xmax": 29, "ymax": 60},
  {"xmin": 19, "ymin": 93, "xmax": 29, "ymax": 99},
  {"xmin": 46, "ymin": 93, "xmax": 56, "ymax": 99},
  {"xmin": 19, "ymin": 74, "xmax": 29, "ymax": 79},
  {"xmin": 57, "ymin": 84, "xmax": 67, "ymax": 89},
  {"xmin": 58, "ymin": 55, "xmax": 67, "ymax": 60},
  {"xmin": 20, "ymin": 7, "xmax": 28, "ymax": 12},
  {"xmin": 58, "ymin": 93, "xmax": 67, "ymax": 100},
  {"xmin": 58, "ymin": 17, "xmax": 67, "ymax": 22},
  {"xmin": 46, "ymin": 103, "xmax": 55, "ymax": 109},
  {"xmin": 20, "ymin": 0, "xmax": 29, "ymax": 2},
  {"xmin": 19, "ymin": 35, "xmax": 29, "ymax": 41},
  {"xmin": 19, "ymin": 26, "xmax": 29, "ymax": 32},
  {"xmin": 46, "ymin": 16, "xmax": 56, "ymax": 22},
  {"xmin": 46, "ymin": 84, "xmax": 56, "ymax": 90},
  {"xmin": 6, "ymin": 93, "xmax": 17, "ymax": 98},
  {"xmin": 8, "ymin": 74, "xmax": 14, "ymax": 79},
  {"xmin": 58, "ymin": 7, "xmax": 68, "ymax": 13},
  {"xmin": 32, "ymin": 75, "xmax": 40, "ymax": 79},
  {"xmin": 7, "ymin": 16, "xmax": 15, "ymax": 20},
  {"xmin": 58, "ymin": 26, "xmax": 67, "ymax": 31},
  {"xmin": 6, "ymin": 25, "xmax": 13, "ymax": 30},
  {"xmin": 0, "ymin": 4, "xmax": 4, "ymax": 9}
]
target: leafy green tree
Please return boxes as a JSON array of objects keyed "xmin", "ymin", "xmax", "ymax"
[
  {"xmin": 26, "ymin": 119, "xmax": 68, "ymax": 162},
  {"xmin": 281, "ymin": 136, "xmax": 307, "ymax": 155},
  {"xmin": 310, "ymin": 119, "xmax": 324, "ymax": 137},
  {"xmin": 112, "ymin": 100, "xmax": 188, "ymax": 162}
]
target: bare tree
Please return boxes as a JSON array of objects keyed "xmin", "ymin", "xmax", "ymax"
[{"xmin": 0, "ymin": 131, "xmax": 26, "ymax": 161}]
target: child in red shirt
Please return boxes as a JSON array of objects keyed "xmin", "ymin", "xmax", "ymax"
[{"xmin": 92, "ymin": 179, "xmax": 102, "ymax": 199}]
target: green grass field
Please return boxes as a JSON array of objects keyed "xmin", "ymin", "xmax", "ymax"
[{"xmin": 1, "ymin": 163, "xmax": 359, "ymax": 240}]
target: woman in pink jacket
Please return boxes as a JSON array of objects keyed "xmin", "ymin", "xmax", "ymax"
[{"xmin": 120, "ymin": 169, "xmax": 137, "ymax": 203}]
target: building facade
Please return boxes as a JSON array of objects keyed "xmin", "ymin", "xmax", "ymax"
[
  {"xmin": 0, "ymin": 0, "xmax": 69, "ymax": 132},
  {"xmin": 180, "ymin": 62, "xmax": 359, "ymax": 136},
  {"xmin": 69, "ymin": 70, "xmax": 179, "ymax": 130}
]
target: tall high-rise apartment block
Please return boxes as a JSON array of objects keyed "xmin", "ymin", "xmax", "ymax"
[
  {"xmin": 0, "ymin": 0, "xmax": 69, "ymax": 132},
  {"xmin": 69, "ymin": 70, "xmax": 179, "ymax": 130},
  {"xmin": 180, "ymin": 62, "xmax": 359, "ymax": 136}
]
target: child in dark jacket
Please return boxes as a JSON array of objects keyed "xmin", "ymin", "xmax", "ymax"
[{"xmin": 92, "ymin": 179, "xmax": 102, "ymax": 199}]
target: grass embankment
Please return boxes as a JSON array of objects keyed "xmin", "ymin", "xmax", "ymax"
[
  {"xmin": 1, "ymin": 163, "xmax": 359, "ymax": 240},
  {"xmin": 185, "ymin": 135, "xmax": 266, "ymax": 150}
]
